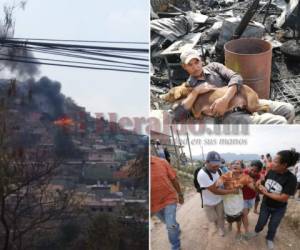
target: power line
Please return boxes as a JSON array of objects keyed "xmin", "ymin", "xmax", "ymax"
[
  {"xmin": 10, "ymin": 37, "xmax": 148, "ymax": 45},
  {"xmin": 1, "ymin": 42, "xmax": 148, "ymax": 61},
  {"xmin": 0, "ymin": 57, "xmax": 148, "ymax": 74},
  {"xmin": 26, "ymin": 47, "xmax": 148, "ymax": 68},
  {"xmin": 56, "ymin": 47, "xmax": 148, "ymax": 61},
  {"xmin": 0, "ymin": 44, "xmax": 148, "ymax": 67},
  {"xmin": 0, "ymin": 39, "xmax": 149, "ymax": 53},
  {"xmin": 0, "ymin": 53, "xmax": 146, "ymax": 70},
  {"xmin": 0, "ymin": 38, "xmax": 149, "ymax": 73}
]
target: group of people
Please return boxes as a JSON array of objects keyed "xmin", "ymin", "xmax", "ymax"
[{"xmin": 151, "ymin": 149, "xmax": 299, "ymax": 250}]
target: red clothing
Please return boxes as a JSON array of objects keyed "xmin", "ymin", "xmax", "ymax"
[
  {"xmin": 242, "ymin": 169, "xmax": 259, "ymax": 200},
  {"xmin": 151, "ymin": 156, "xmax": 178, "ymax": 213},
  {"xmin": 266, "ymin": 161, "xmax": 273, "ymax": 174},
  {"xmin": 260, "ymin": 169, "xmax": 267, "ymax": 179}
]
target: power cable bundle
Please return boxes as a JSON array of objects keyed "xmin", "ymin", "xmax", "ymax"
[{"xmin": 0, "ymin": 38, "xmax": 149, "ymax": 74}]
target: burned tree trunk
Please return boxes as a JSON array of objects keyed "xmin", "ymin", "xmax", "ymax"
[{"xmin": 0, "ymin": 197, "xmax": 9, "ymax": 250}]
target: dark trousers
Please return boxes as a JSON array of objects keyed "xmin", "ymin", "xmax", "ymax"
[{"xmin": 255, "ymin": 201, "xmax": 286, "ymax": 241}]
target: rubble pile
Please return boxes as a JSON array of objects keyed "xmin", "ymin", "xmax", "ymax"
[{"xmin": 151, "ymin": 0, "xmax": 300, "ymax": 122}]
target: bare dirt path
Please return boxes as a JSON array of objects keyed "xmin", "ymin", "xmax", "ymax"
[{"xmin": 151, "ymin": 192, "xmax": 300, "ymax": 250}]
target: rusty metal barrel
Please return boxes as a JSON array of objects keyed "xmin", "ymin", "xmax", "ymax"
[{"xmin": 224, "ymin": 38, "xmax": 272, "ymax": 99}]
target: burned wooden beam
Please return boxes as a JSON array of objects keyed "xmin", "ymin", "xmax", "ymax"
[
  {"xmin": 262, "ymin": 0, "xmax": 272, "ymax": 25},
  {"xmin": 232, "ymin": 0, "xmax": 260, "ymax": 40},
  {"xmin": 297, "ymin": 0, "xmax": 300, "ymax": 43}
]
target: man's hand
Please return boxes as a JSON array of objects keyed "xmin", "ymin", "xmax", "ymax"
[
  {"xmin": 229, "ymin": 188, "xmax": 239, "ymax": 194},
  {"xmin": 178, "ymin": 193, "xmax": 184, "ymax": 204},
  {"xmin": 210, "ymin": 97, "xmax": 229, "ymax": 117},
  {"xmin": 216, "ymin": 178, "xmax": 224, "ymax": 187},
  {"xmin": 193, "ymin": 83, "xmax": 216, "ymax": 95},
  {"xmin": 255, "ymin": 179, "xmax": 262, "ymax": 187},
  {"xmin": 182, "ymin": 83, "xmax": 216, "ymax": 111},
  {"xmin": 258, "ymin": 185, "xmax": 268, "ymax": 194}
]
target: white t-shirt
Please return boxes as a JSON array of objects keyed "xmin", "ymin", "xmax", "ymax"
[
  {"xmin": 295, "ymin": 163, "xmax": 300, "ymax": 182},
  {"xmin": 197, "ymin": 168, "xmax": 222, "ymax": 206},
  {"xmin": 223, "ymin": 190, "xmax": 244, "ymax": 216}
]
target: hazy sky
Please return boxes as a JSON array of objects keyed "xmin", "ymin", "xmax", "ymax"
[
  {"xmin": 0, "ymin": 0, "xmax": 149, "ymax": 118},
  {"xmin": 174, "ymin": 125, "xmax": 300, "ymax": 157}
]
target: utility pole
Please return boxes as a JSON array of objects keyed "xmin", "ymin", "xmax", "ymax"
[
  {"xmin": 186, "ymin": 132, "xmax": 194, "ymax": 167},
  {"xmin": 176, "ymin": 129, "xmax": 184, "ymax": 155},
  {"xmin": 170, "ymin": 125, "xmax": 180, "ymax": 169},
  {"xmin": 201, "ymin": 143, "xmax": 205, "ymax": 161}
]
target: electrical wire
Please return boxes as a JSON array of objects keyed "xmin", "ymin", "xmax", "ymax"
[
  {"xmin": 0, "ymin": 44, "xmax": 148, "ymax": 68},
  {"xmin": 0, "ymin": 57, "xmax": 148, "ymax": 74},
  {"xmin": 10, "ymin": 37, "xmax": 148, "ymax": 45},
  {"xmin": 0, "ymin": 38, "xmax": 149, "ymax": 73},
  {"xmin": 0, "ymin": 39, "xmax": 148, "ymax": 53},
  {"xmin": 0, "ymin": 53, "xmax": 146, "ymax": 70}
]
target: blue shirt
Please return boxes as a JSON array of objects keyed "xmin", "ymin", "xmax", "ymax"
[{"xmin": 220, "ymin": 165, "xmax": 229, "ymax": 174}]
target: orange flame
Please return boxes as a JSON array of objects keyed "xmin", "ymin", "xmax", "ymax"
[{"xmin": 54, "ymin": 116, "xmax": 75, "ymax": 127}]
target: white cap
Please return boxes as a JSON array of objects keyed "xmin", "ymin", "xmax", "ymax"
[{"xmin": 180, "ymin": 49, "xmax": 201, "ymax": 64}]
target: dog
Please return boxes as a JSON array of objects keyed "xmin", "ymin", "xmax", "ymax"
[
  {"xmin": 160, "ymin": 82, "xmax": 193, "ymax": 103},
  {"xmin": 217, "ymin": 172, "xmax": 253, "ymax": 190},
  {"xmin": 160, "ymin": 82, "xmax": 269, "ymax": 120}
]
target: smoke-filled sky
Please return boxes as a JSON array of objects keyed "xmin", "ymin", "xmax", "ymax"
[{"xmin": 0, "ymin": 0, "xmax": 149, "ymax": 118}]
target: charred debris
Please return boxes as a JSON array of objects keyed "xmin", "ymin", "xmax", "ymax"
[{"xmin": 151, "ymin": 0, "xmax": 300, "ymax": 122}]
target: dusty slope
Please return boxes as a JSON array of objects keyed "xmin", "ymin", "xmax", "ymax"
[{"xmin": 151, "ymin": 193, "xmax": 300, "ymax": 250}]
